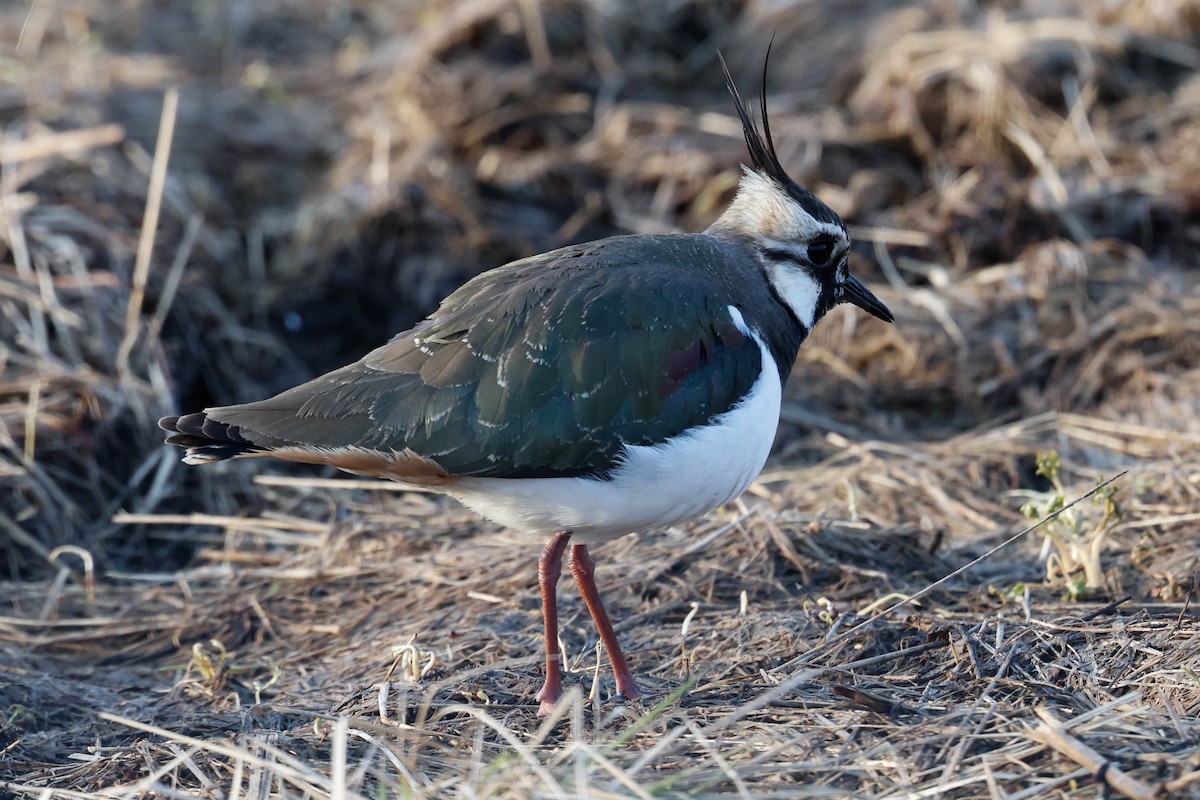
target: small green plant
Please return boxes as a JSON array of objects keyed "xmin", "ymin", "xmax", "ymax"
[
  {"xmin": 802, "ymin": 596, "xmax": 838, "ymax": 626},
  {"xmin": 1016, "ymin": 451, "xmax": 1122, "ymax": 597},
  {"xmin": 990, "ymin": 582, "xmax": 1028, "ymax": 604}
]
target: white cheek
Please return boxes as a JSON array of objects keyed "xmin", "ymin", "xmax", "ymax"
[{"xmin": 767, "ymin": 264, "xmax": 821, "ymax": 330}]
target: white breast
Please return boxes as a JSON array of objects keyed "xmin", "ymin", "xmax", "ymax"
[{"xmin": 448, "ymin": 309, "xmax": 783, "ymax": 545}]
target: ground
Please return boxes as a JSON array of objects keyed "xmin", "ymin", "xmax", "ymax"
[{"xmin": 2, "ymin": 0, "xmax": 1199, "ymax": 797}]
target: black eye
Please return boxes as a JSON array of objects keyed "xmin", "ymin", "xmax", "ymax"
[{"xmin": 807, "ymin": 236, "xmax": 836, "ymax": 267}]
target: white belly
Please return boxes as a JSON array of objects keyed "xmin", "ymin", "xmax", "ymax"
[{"xmin": 449, "ymin": 328, "xmax": 782, "ymax": 545}]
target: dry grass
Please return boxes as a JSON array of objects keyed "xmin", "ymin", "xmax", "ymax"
[{"xmin": 2, "ymin": 0, "xmax": 1200, "ymax": 796}]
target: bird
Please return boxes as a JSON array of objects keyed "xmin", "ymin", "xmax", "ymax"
[{"xmin": 159, "ymin": 53, "xmax": 893, "ymax": 716}]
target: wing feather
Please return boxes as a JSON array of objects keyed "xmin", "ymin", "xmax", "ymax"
[{"xmin": 198, "ymin": 235, "xmax": 766, "ymax": 479}]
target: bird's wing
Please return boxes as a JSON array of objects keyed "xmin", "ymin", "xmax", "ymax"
[{"xmin": 201, "ymin": 236, "xmax": 766, "ymax": 479}]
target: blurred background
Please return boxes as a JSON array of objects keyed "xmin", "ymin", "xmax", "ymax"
[{"xmin": 2, "ymin": 0, "xmax": 1199, "ymax": 792}]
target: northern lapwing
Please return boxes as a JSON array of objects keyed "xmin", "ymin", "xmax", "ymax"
[{"xmin": 159, "ymin": 55, "xmax": 894, "ymax": 715}]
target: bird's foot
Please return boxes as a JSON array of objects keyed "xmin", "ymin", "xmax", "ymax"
[
  {"xmin": 536, "ymin": 678, "xmax": 562, "ymax": 717},
  {"xmin": 538, "ymin": 674, "xmax": 644, "ymax": 715},
  {"xmin": 614, "ymin": 672, "xmax": 644, "ymax": 703}
]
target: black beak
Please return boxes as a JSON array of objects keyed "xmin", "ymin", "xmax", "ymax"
[{"xmin": 842, "ymin": 275, "xmax": 894, "ymax": 323}]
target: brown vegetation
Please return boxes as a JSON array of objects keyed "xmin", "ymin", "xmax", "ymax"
[{"xmin": 2, "ymin": 0, "xmax": 1199, "ymax": 796}]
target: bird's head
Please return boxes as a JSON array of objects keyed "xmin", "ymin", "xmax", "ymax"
[{"xmin": 708, "ymin": 53, "xmax": 893, "ymax": 332}]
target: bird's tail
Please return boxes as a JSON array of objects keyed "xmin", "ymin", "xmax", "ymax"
[{"xmin": 158, "ymin": 413, "xmax": 267, "ymax": 464}]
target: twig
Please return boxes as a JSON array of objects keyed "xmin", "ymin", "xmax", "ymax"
[
  {"xmin": 516, "ymin": 0, "xmax": 551, "ymax": 70},
  {"xmin": 1025, "ymin": 706, "xmax": 1159, "ymax": 800},
  {"xmin": 118, "ymin": 87, "xmax": 179, "ymax": 375},
  {"xmin": 1080, "ymin": 594, "xmax": 1133, "ymax": 622},
  {"xmin": 111, "ymin": 511, "xmax": 329, "ymax": 533},
  {"xmin": 1163, "ymin": 771, "xmax": 1200, "ymax": 795},
  {"xmin": 147, "ymin": 212, "xmax": 203, "ymax": 342},
  {"xmin": 22, "ymin": 378, "xmax": 39, "ymax": 461},
  {"xmin": 2, "ymin": 123, "xmax": 124, "ymax": 163},
  {"xmin": 47, "ymin": 544, "xmax": 96, "ymax": 605}
]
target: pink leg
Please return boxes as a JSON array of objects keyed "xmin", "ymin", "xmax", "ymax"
[
  {"xmin": 569, "ymin": 543, "xmax": 643, "ymax": 701},
  {"xmin": 536, "ymin": 532, "xmax": 571, "ymax": 715}
]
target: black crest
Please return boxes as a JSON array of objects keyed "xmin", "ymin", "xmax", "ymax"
[{"xmin": 718, "ymin": 46, "xmax": 843, "ymax": 228}]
